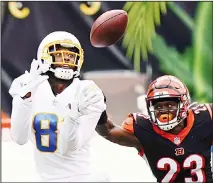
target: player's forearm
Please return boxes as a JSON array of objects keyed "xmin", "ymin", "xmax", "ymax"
[
  {"xmin": 96, "ymin": 117, "xmax": 123, "ymax": 143},
  {"xmin": 58, "ymin": 117, "xmax": 80, "ymax": 155},
  {"xmin": 59, "ymin": 86, "xmax": 106, "ymax": 155},
  {"xmin": 10, "ymin": 96, "xmax": 32, "ymax": 145},
  {"xmin": 75, "ymin": 112, "xmax": 102, "ymax": 149},
  {"xmin": 96, "ymin": 120, "xmax": 142, "ymax": 152},
  {"xmin": 97, "ymin": 124, "xmax": 135, "ymax": 146},
  {"xmin": 59, "ymin": 110, "xmax": 102, "ymax": 155},
  {"xmin": 109, "ymin": 126, "xmax": 142, "ymax": 151}
]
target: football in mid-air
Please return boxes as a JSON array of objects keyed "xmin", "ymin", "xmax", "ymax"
[{"xmin": 90, "ymin": 9, "xmax": 128, "ymax": 48}]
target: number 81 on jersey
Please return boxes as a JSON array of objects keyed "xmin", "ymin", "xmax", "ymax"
[{"xmin": 32, "ymin": 113, "xmax": 58, "ymax": 152}]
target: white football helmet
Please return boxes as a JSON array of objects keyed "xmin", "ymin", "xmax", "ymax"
[{"xmin": 37, "ymin": 31, "xmax": 84, "ymax": 80}]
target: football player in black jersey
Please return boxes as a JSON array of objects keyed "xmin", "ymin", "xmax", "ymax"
[{"xmin": 96, "ymin": 75, "xmax": 213, "ymax": 183}]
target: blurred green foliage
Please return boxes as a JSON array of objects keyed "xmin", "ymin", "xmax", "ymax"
[
  {"xmin": 122, "ymin": 2, "xmax": 167, "ymax": 70},
  {"xmin": 123, "ymin": 2, "xmax": 212, "ymax": 102}
]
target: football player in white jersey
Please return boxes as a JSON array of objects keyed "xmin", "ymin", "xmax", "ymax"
[{"xmin": 9, "ymin": 31, "xmax": 109, "ymax": 182}]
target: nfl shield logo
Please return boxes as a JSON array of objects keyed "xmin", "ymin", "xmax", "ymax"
[{"xmin": 174, "ymin": 137, "xmax": 181, "ymax": 145}]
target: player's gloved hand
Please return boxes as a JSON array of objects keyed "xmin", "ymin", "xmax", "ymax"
[
  {"xmin": 79, "ymin": 83, "xmax": 105, "ymax": 115},
  {"xmin": 64, "ymin": 80, "xmax": 106, "ymax": 122},
  {"xmin": 29, "ymin": 58, "xmax": 50, "ymax": 79},
  {"xmin": 9, "ymin": 59, "xmax": 49, "ymax": 100}
]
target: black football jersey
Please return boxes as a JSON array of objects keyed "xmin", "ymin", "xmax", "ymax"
[{"xmin": 133, "ymin": 103, "xmax": 213, "ymax": 182}]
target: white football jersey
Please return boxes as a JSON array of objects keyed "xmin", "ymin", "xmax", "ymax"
[{"xmin": 10, "ymin": 78, "xmax": 108, "ymax": 181}]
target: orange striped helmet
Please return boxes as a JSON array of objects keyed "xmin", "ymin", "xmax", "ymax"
[{"xmin": 146, "ymin": 75, "xmax": 191, "ymax": 131}]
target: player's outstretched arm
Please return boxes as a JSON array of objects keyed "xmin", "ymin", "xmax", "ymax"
[
  {"xmin": 96, "ymin": 114, "xmax": 142, "ymax": 152},
  {"xmin": 9, "ymin": 77, "xmax": 47, "ymax": 144},
  {"xmin": 9, "ymin": 59, "xmax": 49, "ymax": 145},
  {"xmin": 59, "ymin": 81, "xmax": 106, "ymax": 155},
  {"xmin": 10, "ymin": 95, "xmax": 33, "ymax": 145}
]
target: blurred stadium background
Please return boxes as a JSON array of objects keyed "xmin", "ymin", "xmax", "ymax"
[{"xmin": 1, "ymin": 1, "xmax": 212, "ymax": 181}]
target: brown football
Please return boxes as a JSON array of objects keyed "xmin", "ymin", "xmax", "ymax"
[{"xmin": 90, "ymin": 9, "xmax": 128, "ymax": 47}]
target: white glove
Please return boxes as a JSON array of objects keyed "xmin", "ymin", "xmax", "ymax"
[
  {"xmin": 79, "ymin": 83, "xmax": 105, "ymax": 114},
  {"xmin": 9, "ymin": 59, "xmax": 49, "ymax": 99},
  {"xmin": 65, "ymin": 81, "xmax": 106, "ymax": 122},
  {"xmin": 29, "ymin": 58, "xmax": 50, "ymax": 79}
]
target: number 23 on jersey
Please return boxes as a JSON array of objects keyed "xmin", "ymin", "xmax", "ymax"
[
  {"xmin": 157, "ymin": 154, "xmax": 206, "ymax": 182},
  {"xmin": 32, "ymin": 113, "xmax": 58, "ymax": 152}
]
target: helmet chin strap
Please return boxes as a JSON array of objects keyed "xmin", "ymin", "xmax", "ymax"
[{"xmin": 49, "ymin": 67, "xmax": 78, "ymax": 80}]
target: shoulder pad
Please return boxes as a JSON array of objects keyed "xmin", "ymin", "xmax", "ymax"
[
  {"xmin": 205, "ymin": 103, "xmax": 212, "ymax": 120},
  {"xmin": 122, "ymin": 113, "xmax": 135, "ymax": 134},
  {"xmin": 190, "ymin": 103, "xmax": 212, "ymax": 120},
  {"xmin": 135, "ymin": 112, "xmax": 150, "ymax": 121},
  {"xmin": 122, "ymin": 112, "xmax": 150, "ymax": 133}
]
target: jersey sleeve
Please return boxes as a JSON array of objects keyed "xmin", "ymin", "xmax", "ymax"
[
  {"xmin": 10, "ymin": 96, "xmax": 33, "ymax": 145},
  {"xmin": 121, "ymin": 113, "xmax": 135, "ymax": 134},
  {"xmin": 58, "ymin": 83, "xmax": 106, "ymax": 155},
  {"xmin": 206, "ymin": 103, "xmax": 213, "ymax": 143},
  {"xmin": 191, "ymin": 103, "xmax": 213, "ymax": 143},
  {"xmin": 122, "ymin": 113, "xmax": 147, "ymax": 156}
]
